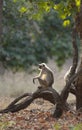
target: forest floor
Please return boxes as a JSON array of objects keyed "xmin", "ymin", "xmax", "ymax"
[{"xmin": 0, "ymin": 97, "xmax": 82, "ymax": 130}]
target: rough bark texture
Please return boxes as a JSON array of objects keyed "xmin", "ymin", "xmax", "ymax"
[
  {"xmin": 0, "ymin": 87, "xmax": 63, "ymax": 118},
  {"xmin": 75, "ymin": 1, "xmax": 82, "ymax": 110},
  {"xmin": 58, "ymin": 26, "xmax": 78, "ymax": 102},
  {"xmin": 54, "ymin": 25, "xmax": 79, "ymax": 113},
  {"xmin": 76, "ymin": 59, "xmax": 82, "ymax": 109}
]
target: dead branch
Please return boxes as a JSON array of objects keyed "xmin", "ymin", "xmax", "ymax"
[
  {"xmin": 54, "ymin": 68, "xmax": 82, "ymax": 118},
  {"xmin": 7, "ymin": 93, "xmax": 32, "ymax": 109},
  {"xmin": 0, "ymin": 87, "xmax": 63, "ymax": 117},
  {"xmin": 70, "ymin": 88, "xmax": 76, "ymax": 95},
  {"xmin": 62, "ymin": 26, "xmax": 78, "ymax": 100},
  {"xmin": 61, "ymin": 68, "xmax": 82, "ymax": 101}
]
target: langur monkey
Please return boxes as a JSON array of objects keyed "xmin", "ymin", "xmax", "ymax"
[{"xmin": 33, "ymin": 63, "xmax": 54, "ymax": 88}]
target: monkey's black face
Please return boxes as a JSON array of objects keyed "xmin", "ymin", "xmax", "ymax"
[
  {"xmin": 38, "ymin": 63, "xmax": 45, "ymax": 69},
  {"xmin": 39, "ymin": 65, "xmax": 42, "ymax": 69}
]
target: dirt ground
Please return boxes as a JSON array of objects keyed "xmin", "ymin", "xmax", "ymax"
[{"xmin": 0, "ymin": 97, "xmax": 82, "ymax": 130}]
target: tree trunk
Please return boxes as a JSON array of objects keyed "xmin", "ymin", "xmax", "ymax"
[
  {"xmin": 76, "ymin": 59, "xmax": 82, "ymax": 109},
  {"xmin": 0, "ymin": 0, "xmax": 3, "ymax": 42},
  {"xmin": 75, "ymin": 0, "xmax": 82, "ymax": 110}
]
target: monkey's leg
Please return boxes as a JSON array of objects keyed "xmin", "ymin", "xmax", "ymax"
[
  {"xmin": 38, "ymin": 86, "xmax": 43, "ymax": 89},
  {"xmin": 38, "ymin": 78, "xmax": 48, "ymax": 88},
  {"xmin": 33, "ymin": 78, "xmax": 35, "ymax": 84}
]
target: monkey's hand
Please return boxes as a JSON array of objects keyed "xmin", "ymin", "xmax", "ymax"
[{"xmin": 33, "ymin": 78, "xmax": 35, "ymax": 84}]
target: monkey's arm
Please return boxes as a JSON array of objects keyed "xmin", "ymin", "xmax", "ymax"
[
  {"xmin": 33, "ymin": 76, "xmax": 39, "ymax": 84},
  {"xmin": 49, "ymin": 71, "xmax": 54, "ymax": 85}
]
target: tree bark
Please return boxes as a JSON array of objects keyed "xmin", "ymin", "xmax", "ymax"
[
  {"xmin": 0, "ymin": 87, "xmax": 63, "ymax": 118},
  {"xmin": 75, "ymin": 0, "xmax": 82, "ymax": 110},
  {"xmin": 55, "ymin": 25, "xmax": 78, "ymax": 109},
  {"xmin": 76, "ymin": 59, "xmax": 82, "ymax": 109}
]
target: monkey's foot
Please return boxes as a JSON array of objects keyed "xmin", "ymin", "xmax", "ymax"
[{"xmin": 38, "ymin": 86, "xmax": 43, "ymax": 89}]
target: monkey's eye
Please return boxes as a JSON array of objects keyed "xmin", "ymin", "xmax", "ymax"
[{"xmin": 42, "ymin": 64, "xmax": 45, "ymax": 67}]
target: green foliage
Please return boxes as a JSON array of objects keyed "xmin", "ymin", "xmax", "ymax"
[
  {"xmin": 69, "ymin": 123, "xmax": 82, "ymax": 130},
  {"xmin": 54, "ymin": 123, "xmax": 82, "ymax": 130},
  {"xmin": 54, "ymin": 123, "xmax": 61, "ymax": 130},
  {"xmin": 39, "ymin": 10, "xmax": 72, "ymax": 66},
  {"xmin": 2, "ymin": 0, "xmax": 74, "ymax": 70},
  {"xmin": 0, "ymin": 120, "xmax": 15, "ymax": 130}
]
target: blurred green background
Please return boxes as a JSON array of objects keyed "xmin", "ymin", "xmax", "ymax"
[{"xmin": 1, "ymin": 0, "xmax": 73, "ymax": 71}]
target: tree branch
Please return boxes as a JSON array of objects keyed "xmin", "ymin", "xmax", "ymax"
[
  {"xmin": 0, "ymin": 87, "xmax": 63, "ymax": 118},
  {"xmin": 70, "ymin": 88, "xmax": 76, "ymax": 95},
  {"xmin": 62, "ymin": 26, "xmax": 78, "ymax": 100},
  {"xmin": 61, "ymin": 68, "xmax": 82, "ymax": 101}
]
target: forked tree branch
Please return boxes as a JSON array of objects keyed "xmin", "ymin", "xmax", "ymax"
[{"xmin": 0, "ymin": 87, "xmax": 63, "ymax": 117}]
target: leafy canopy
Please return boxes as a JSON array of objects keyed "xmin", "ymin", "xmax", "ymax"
[{"xmin": 2, "ymin": 0, "xmax": 80, "ymax": 70}]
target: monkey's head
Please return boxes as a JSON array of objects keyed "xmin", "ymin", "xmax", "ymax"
[{"xmin": 38, "ymin": 63, "xmax": 46, "ymax": 70}]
